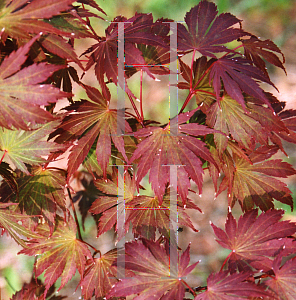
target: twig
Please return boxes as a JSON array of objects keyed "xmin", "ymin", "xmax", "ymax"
[{"xmin": 67, "ymin": 187, "xmax": 83, "ymax": 241}]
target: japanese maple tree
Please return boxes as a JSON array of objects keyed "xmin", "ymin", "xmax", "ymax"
[{"xmin": 0, "ymin": 0, "xmax": 295, "ymax": 299}]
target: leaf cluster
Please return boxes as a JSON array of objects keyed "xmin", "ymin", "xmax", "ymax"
[{"xmin": 0, "ymin": 0, "xmax": 295, "ymax": 299}]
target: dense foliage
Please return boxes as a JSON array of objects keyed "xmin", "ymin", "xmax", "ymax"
[{"xmin": 0, "ymin": 0, "xmax": 295, "ymax": 299}]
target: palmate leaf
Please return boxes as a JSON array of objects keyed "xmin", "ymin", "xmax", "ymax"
[
  {"xmin": 0, "ymin": 34, "xmax": 70, "ymax": 129},
  {"xmin": 130, "ymin": 108, "xmax": 218, "ymax": 204},
  {"xmin": 211, "ymin": 209, "xmax": 296, "ymax": 272},
  {"xmin": 19, "ymin": 215, "xmax": 92, "ymax": 296},
  {"xmin": 0, "ymin": 203, "xmax": 41, "ymax": 248},
  {"xmin": 216, "ymin": 152, "xmax": 296, "ymax": 211},
  {"xmin": 265, "ymin": 254, "xmax": 296, "ymax": 300},
  {"xmin": 108, "ymin": 240, "xmax": 199, "ymax": 299},
  {"xmin": 194, "ymin": 271, "xmax": 272, "ymax": 300},
  {"xmin": 0, "ymin": 0, "xmax": 77, "ymax": 40},
  {"xmin": 79, "ymin": 249, "xmax": 119, "ymax": 300},
  {"xmin": 0, "ymin": 120, "xmax": 64, "ymax": 174},
  {"xmin": 209, "ymin": 55, "xmax": 276, "ymax": 110},
  {"xmin": 83, "ymin": 13, "xmax": 167, "ymax": 95},
  {"xmin": 177, "ymin": 0, "xmax": 247, "ymax": 57},
  {"xmin": 206, "ymin": 95, "xmax": 288, "ymax": 153},
  {"xmin": 52, "ymin": 84, "xmax": 131, "ymax": 180},
  {"xmin": 241, "ymin": 36, "xmax": 286, "ymax": 77},
  {"xmin": 0, "ymin": 166, "xmax": 67, "ymax": 229}
]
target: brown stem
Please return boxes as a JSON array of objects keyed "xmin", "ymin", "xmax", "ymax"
[
  {"xmin": 140, "ymin": 69, "xmax": 144, "ymax": 120},
  {"xmin": 182, "ymin": 279, "xmax": 197, "ymax": 296},
  {"xmin": 67, "ymin": 187, "xmax": 83, "ymax": 241},
  {"xmin": 127, "ymin": 93, "xmax": 144, "ymax": 126},
  {"xmin": 0, "ymin": 150, "xmax": 7, "ymax": 164},
  {"xmin": 220, "ymin": 250, "xmax": 233, "ymax": 272}
]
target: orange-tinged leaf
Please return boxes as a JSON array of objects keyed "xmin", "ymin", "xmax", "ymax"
[
  {"xmin": 217, "ymin": 152, "xmax": 296, "ymax": 211},
  {"xmin": 0, "ymin": 0, "xmax": 76, "ymax": 40},
  {"xmin": 0, "ymin": 203, "xmax": 41, "ymax": 248},
  {"xmin": 19, "ymin": 215, "xmax": 92, "ymax": 295},
  {"xmin": 80, "ymin": 249, "xmax": 118, "ymax": 299},
  {"xmin": 207, "ymin": 95, "xmax": 268, "ymax": 153}
]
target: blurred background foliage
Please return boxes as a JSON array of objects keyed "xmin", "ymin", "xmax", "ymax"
[{"xmin": 1, "ymin": 0, "xmax": 296, "ymax": 298}]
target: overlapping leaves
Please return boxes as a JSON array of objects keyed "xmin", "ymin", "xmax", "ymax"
[
  {"xmin": 84, "ymin": 13, "xmax": 168, "ymax": 95},
  {"xmin": 0, "ymin": 166, "xmax": 67, "ymax": 229},
  {"xmin": 89, "ymin": 173, "xmax": 200, "ymax": 240},
  {"xmin": 0, "ymin": 35, "xmax": 69, "ymax": 129},
  {"xmin": 0, "ymin": 0, "xmax": 76, "ymax": 40}
]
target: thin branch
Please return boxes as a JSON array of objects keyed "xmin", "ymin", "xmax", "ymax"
[
  {"xmin": 220, "ymin": 250, "xmax": 233, "ymax": 272},
  {"xmin": 182, "ymin": 279, "xmax": 197, "ymax": 296},
  {"xmin": 190, "ymin": 49, "xmax": 196, "ymax": 90},
  {"xmin": 0, "ymin": 150, "xmax": 7, "ymax": 164},
  {"xmin": 67, "ymin": 187, "xmax": 83, "ymax": 241},
  {"xmin": 127, "ymin": 93, "xmax": 144, "ymax": 126},
  {"xmin": 139, "ymin": 69, "xmax": 144, "ymax": 120}
]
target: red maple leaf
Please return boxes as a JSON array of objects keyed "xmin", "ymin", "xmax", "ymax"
[
  {"xmin": 209, "ymin": 55, "xmax": 276, "ymax": 110},
  {"xmin": 211, "ymin": 209, "xmax": 296, "ymax": 272},
  {"xmin": 265, "ymin": 253, "xmax": 296, "ymax": 299},
  {"xmin": 241, "ymin": 35, "xmax": 286, "ymax": 77},
  {"xmin": 130, "ymin": 108, "xmax": 218, "ymax": 204},
  {"xmin": 83, "ymin": 13, "xmax": 167, "ymax": 96},
  {"xmin": 108, "ymin": 240, "xmax": 199, "ymax": 299},
  {"xmin": 79, "ymin": 249, "xmax": 119, "ymax": 299},
  {"xmin": 51, "ymin": 84, "xmax": 131, "ymax": 180},
  {"xmin": 194, "ymin": 271, "xmax": 272, "ymax": 299},
  {"xmin": 177, "ymin": 0, "xmax": 247, "ymax": 57},
  {"xmin": 0, "ymin": 34, "xmax": 69, "ymax": 129},
  {"xmin": 216, "ymin": 151, "xmax": 296, "ymax": 211}
]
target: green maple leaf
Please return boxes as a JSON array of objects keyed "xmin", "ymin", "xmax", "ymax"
[
  {"xmin": 19, "ymin": 215, "xmax": 92, "ymax": 295},
  {"xmin": 0, "ymin": 120, "xmax": 64, "ymax": 174},
  {"xmin": 0, "ymin": 34, "xmax": 70, "ymax": 129},
  {"xmin": 0, "ymin": 203, "xmax": 41, "ymax": 248}
]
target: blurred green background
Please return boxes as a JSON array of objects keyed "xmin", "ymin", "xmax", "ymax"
[{"xmin": 1, "ymin": 0, "xmax": 296, "ymax": 298}]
